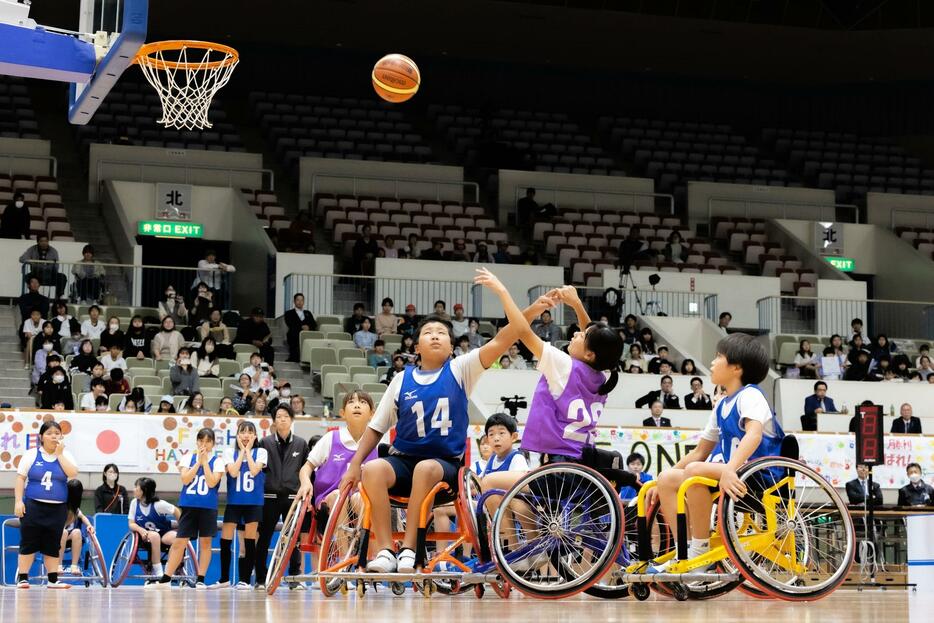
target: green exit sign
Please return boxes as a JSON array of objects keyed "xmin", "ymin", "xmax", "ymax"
[
  {"xmin": 826, "ymin": 256, "xmax": 855, "ymax": 272},
  {"xmin": 138, "ymin": 221, "xmax": 204, "ymax": 239}
]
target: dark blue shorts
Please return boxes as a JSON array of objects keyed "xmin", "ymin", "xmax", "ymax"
[{"xmin": 384, "ymin": 453, "xmax": 460, "ymax": 498}]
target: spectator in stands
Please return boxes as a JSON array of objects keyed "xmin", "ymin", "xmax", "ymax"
[
  {"xmin": 105, "ymin": 367, "xmax": 130, "ymax": 396},
  {"xmin": 792, "ymin": 339, "xmax": 819, "ymax": 379},
  {"xmin": 516, "ymin": 187, "xmax": 538, "ymax": 227},
  {"xmin": 82, "ymin": 378, "xmax": 107, "ymax": 411},
  {"xmin": 380, "ymin": 235, "xmax": 399, "ymax": 259},
  {"xmin": 285, "ymin": 211, "xmax": 315, "ymax": 253},
  {"xmin": 892, "ymin": 354, "xmax": 912, "ymax": 380},
  {"xmin": 39, "ymin": 362, "xmax": 73, "ymax": 410},
  {"xmin": 454, "ymin": 335, "xmax": 471, "ymax": 357},
  {"xmin": 353, "ymin": 317, "xmax": 377, "ymax": 351},
  {"xmin": 493, "ymin": 241, "xmax": 512, "ymax": 264},
  {"xmin": 34, "ymin": 352, "xmax": 63, "ymax": 402},
  {"xmin": 845, "ymin": 348, "xmax": 871, "ymax": 381},
  {"xmin": 18, "ymin": 276, "xmax": 50, "ymax": 324},
  {"xmin": 192, "ymin": 248, "xmax": 235, "ymax": 303},
  {"xmin": 871, "ymin": 334, "xmax": 897, "ymax": 362},
  {"xmin": 188, "ymin": 282, "xmax": 215, "ymax": 328},
  {"xmin": 151, "ymin": 316, "xmax": 185, "ymax": 363},
  {"xmin": 192, "ymin": 337, "xmax": 220, "ymax": 378},
  {"xmin": 343, "ymin": 303, "xmax": 368, "ymax": 335},
  {"xmin": 642, "ymin": 400, "xmax": 672, "ymax": 427},
  {"xmin": 19, "ymin": 233, "xmax": 67, "ymax": 300},
  {"xmin": 368, "ymin": 340, "xmax": 391, "ymax": 368},
  {"xmin": 216, "ymin": 396, "xmax": 233, "ymax": 414},
  {"xmin": 639, "ymin": 327, "xmax": 657, "ymax": 355},
  {"xmin": 390, "ymin": 304, "xmax": 416, "ymax": 339},
  {"xmin": 374, "ymin": 298, "xmax": 399, "ymax": 337},
  {"xmin": 473, "ymin": 242, "xmax": 495, "ymax": 264},
  {"xmin": 846, "ymin": 464, "xmax": 884, "ymax": 506},
  {"xmin": 85, "ymin": 362, "xmax": 105, "ymax": 392},
  {"xmin": 449, "ymin": 304, "xmax": 469, "ymax": 338},
  {"xmin": 801, "ymin": 381, "xmax": 843, "ymax": 431},
  {"xmin": 283, "ymin": 293, "xmax": 317, "ymax": 362},
  {"xmin": 95, "ymin": 464, "xmax": 129, "ymax": 514},
  {"xmin": 21, "ymin": 307, "xmax": 43, "ymax": 368},
  {"xmin": 680, "ymin": 359, "xmax": 697, "ymax": 375},
  {"xmin": 866, "ymin": 354, "xmax": 891, "ymax": 382},
  {"xmin": 232, "ymin": 374, "xmax": 255, "ymax": 414},
  {"xmin": 848, "ymin": 318, "xmax": 864, "ymax": 344},
  {"xmin": 819, "ymin": 336, "xmax": 848, "ymax": 380},
  {"xmin": 195, "ymin": 308, "xmax": 229, "ymax": 354},
  {"xmin": 648, "ymin": 346, "xmax": 671, "ymax": 374},
  {"xmin": 396, "ymin": 335, "xmax": 416, "ymax": 364},
  {"xmin": 242, "ymin": 352, "xmax": 276, "ymax": 393},
  {"xmin": 158, "ymin": 285, "xmax": 188, "ymax": 326},
  {"xmin": 123, "ymin": 316, "xmax": 150, "ymax": 361},
  {"xmin": 624, "ymin": 343, "xmax": 647, "ymax": 373},
  {"xmin": 433, "ymin": 299, "xmax": 451, "ymax": 321},
  {"xmin": 891, "ymin": 403, "xmax": 922, "ymax": 434},
  {"xmin": 100, "ymin": 343, "xmax": 127, "ymax": 377},
  {"xmin": 236, "ymin": 307, "xmax": 275, "ymax": 365},
  {"xmin": 403, "ymin": 233, "xmax": 420, "ymax": 258},
  {"xmin": 99, "ymin": 316, "xmax": 124, "ymax": 353},
  {"xmin": 898, "ymin": 463, "xmax": 934, "ymax": 507},
  {"xmin": 157, "ymin": 396, "xmax": 175, "ymax": 414},
  {"xmin": 662, "ymin": 231, "xmax": 688, "ymax": 264},
  {"xmin": 289, "ymin": 395, "xmax": 306, "ymax": 417},
  {"xmin": 847, "ymin": 334, "xmax": 869, "ymax": 360},
  {"xmin": 635, "ymin": 375, "xmax": 681, "ymax": 409},
  {"xmin": 246, "ymin": 394, "xmax": 270, "ymax": 418},
  {"xmin": 466, "ymin": 318, "xmax": 484, "ymax": 350},
  {"xmin": 420, "ymin": 240, "xmax": 445, "ymax": 261},
  {"xmin": 32, "ymin": 324, "xmax": 60, "ymax": 364},
  {"xmin": 80, "ymin": 305, "xmax": 106, "ymax": 349},
  {"xmin": 447, "ymin": 239, "xmax": 470, "ymax": 262},
  {"xmin": 352, "ymin": 224, "xmax": 379, "ymax": 276},
  {"xmin": 72, "ymin": 245, "xmax": 105, "ymax": 304},
  {"xmin": 619, "ymin": 314, "xmax": 640, "ymax": 344},
  {"xmin": 170, "ymin": 347, "xmax": 200, "ymax": 396},
  {"xmin": 684, "ymin": 377, "xmax": 712, "ymax": 410},
  {"xmin": 383, "ymin": 354, "xmax": 406, "ymax": 385},
  {"xmin": 917, "ymin": 356, "xmax": 934, "ymax": 381},
  {"xmin": 0, "ymin": 191, "xmax": 29, "ymax": 239},
  {"xmin": 717, "ymin": 312, "xmax": 732, "ymax": 335},
  {"xmin": 531, "ymin": 310, "xmax": 561, "ymax": 344},
  {"xmin": 183, "ymin": 392, "xmax": 206, "ymax": 415}
]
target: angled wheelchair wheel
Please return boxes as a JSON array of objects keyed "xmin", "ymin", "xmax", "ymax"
[
  {"xmin": 719, "ymin": 457, "xmax": 855, "ymax": 601},
  {"xmin": 491, "ymin": 463, "xmax": 623, "ymax": 599},
  {"xmin": 181, "ymin": 542, "xmax": 199, "ymax": 586},
  {"xmin": 108, "ymin": 533, "xmax": 138, "ymax": 587},
  {"xmin": 318, "ymin": 484, "xmax": 364, "ymax": 597},
  {"xmin": 266, "ymin": 495, "xmax": 309, "ymax": 595},
  {"xmin": 84, "ymin": 532, "xmax": 109, "ymax": 587},
  {"xmin": 461, "ymin": 469, "xmax": 511, "ymax": 598}
]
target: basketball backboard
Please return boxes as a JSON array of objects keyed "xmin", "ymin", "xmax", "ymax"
[{"xmin": 0, "ymin": 0, "xmax": 147, "ymax": 124}]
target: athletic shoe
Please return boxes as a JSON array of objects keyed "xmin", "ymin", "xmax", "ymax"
[
  {"xmin": 510, "ymin": 550, "xmax": 551, "ymax": 574},
  {"xmin": 396, "ymin": 548, "xmax": 417, "ymax": 574},
  {"xmin": 195, "ymin": 582, "xmax": 207, "ymax": 590},
  {"xmin": 211, "ymin": 581, "xmax": 230, "ymax": 590},
  {"xmin": 254, "ymin": 583, "xmax": 265, "ymax": 591},
  {"xmin": 366, "ymin": 549, "xmax": 398, "ymax": 573},
  {"xmin": 46, "ymin": 581, "xmax": 71, "ymax": 590},
  {"xmin": 235, "ymin": 582, "xmax": 252, "ymax": 591},
  {"xmin": 17, "ymin": 579, "xmax": 29, "ymax": 589},
  {"xmin": 288, "ymin": 582, "xmax": 307, "ymax": 590},
  {"xmin": 144, "ymin": 580, "xmax": 171, "ymax": 589}
]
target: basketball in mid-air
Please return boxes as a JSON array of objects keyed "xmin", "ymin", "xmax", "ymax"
[{"xmin": 372, "ymin": 54, "xmax": 420, "ymax": 103}]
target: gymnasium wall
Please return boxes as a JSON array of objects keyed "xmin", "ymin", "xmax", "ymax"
[
  {"xmin": 0, "ymin": 239, "xmax": 90, "ymax": 299},
  {"xmin": 88, "ymin": 144, "xmax": 264, "ymax": 201},
  {"xmin": 299, "ymin": 157, "xmax": 466, "ymax": 212},
  {"xmin": 274, "ymin": 253, "xmax": 336, "ymax": 318},
  {"xmin": 496, "ymin": 170, "xmax": 655, "ymax": 225},
  {"xmin": 0, "ymin": 137, "xmax": 53, "ymax": 176},
  {"xmin": 229, "ymin": 191, "xmax": 278, "ymax": 314},
  {"xmin": 686, "ymin": 181, "xmax": 838, "ymax": 230},
  {"xmin": 866, "ymin": 191, "xmax": 934, "ymax": 230}
]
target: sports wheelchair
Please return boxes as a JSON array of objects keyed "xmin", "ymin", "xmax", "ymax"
[
  {"xmin": 108, "ymin": 526, "xmax": 199, "ymax": 587},
  {"xmin": 1, "ymin": 517, "xmax": 108, "ymax": 588}
]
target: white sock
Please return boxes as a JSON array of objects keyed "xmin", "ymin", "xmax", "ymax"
[
  {"xmin": 153, "ymin": 563, "xmax": 163, "ymax": 576},
  {"xmin": 688, "ymin": 538, "xmax": 710, "ymax": 558}
]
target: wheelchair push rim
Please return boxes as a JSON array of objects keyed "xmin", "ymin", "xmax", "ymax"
[
  {"xmin": 266, "ymin": 495, "xmax": 310, "ymax": 595},
  {"xmin": 108, "ymin": 532, "xmax": 139, "ymax": 587},
  {"xmin": 318, "ymin": 483, "xmax": 365, "ymax": 596},
  {"xmin": 719, "ymin": 456, "xmax": 855, "ymax": 601}
]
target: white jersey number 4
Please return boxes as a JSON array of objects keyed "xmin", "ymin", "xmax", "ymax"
[
  {"xmin": 40, "ymin": 471, "xmax": 53, "ymax": 491},
  {"xmin": 413, "ymin": 398, "xmax": 452, "ymax": 437},
  {"xmin": 563, "ymin": 399, "xmax": 602, "ymax": 443}
]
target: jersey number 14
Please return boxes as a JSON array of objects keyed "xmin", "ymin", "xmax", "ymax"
[{"xmin": 413, "ymin": 398, "xmax": 452, "ymax": 437}]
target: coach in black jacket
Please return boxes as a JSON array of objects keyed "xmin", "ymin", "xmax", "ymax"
[
  {"xmin": 635, "ymin": 375, "xmax": 681, "ymax": 410},
  {"xmin": 283, "ymin": 293, "xmax": 317, "ymax": 362},
  {"xmin": 255, "ymin": 404, "xmax": 309, "ymax": 587}
]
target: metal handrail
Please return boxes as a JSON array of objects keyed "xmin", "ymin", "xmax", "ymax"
[
  {"xmin": 514, "ymin": 184, "xmax": 675, "ymax": 216},
  {"xmin": 18, "ymin": 258, "xmax": 229, "ymax": 274},
  {"xmin": 310, "ymin": 173, "xmax": 480, "ymax": 211},
  {"xmin": 0, "ymin": 152, "xmax": 58, "ymax": 178},
  {"xmin": 96, "ymin": 159, "xmax": 275, "ymax": 193},
  {"xmin": 756, "ymin": 295, "xmax": 934, "ymax": 306},
  {"xmin": 706, "ymin": 195, "xmax": 860, "ymax": 224}
]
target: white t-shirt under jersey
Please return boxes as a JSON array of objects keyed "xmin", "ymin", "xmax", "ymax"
[
  {"xmin": 306, "ymin": 428, "xmax": 362, "ymax": 469},
  {"xmin": 222, "ymin": 446, "xmax": 269, "ymax": 469},
  {"xmin": 700, "ymin": 387, "xmax": 776, "ymax": 443},
  {"xmin": 17, "ymin": 447, "xmax": 78, "ymax": 503},
  {"xmin": 127, "ymin": 498, "xmax": 178, "ymax": 524},
  {"xmin": 536, "ymin": 344, "xmax": 577, "ymax": 399},
  {"xmin": 369, "ymin": 350, "xmax": 485, "ymax": 434},
  {"xmin": 487, "ymin": 451, "xmax": 530, "ymax": 472}
]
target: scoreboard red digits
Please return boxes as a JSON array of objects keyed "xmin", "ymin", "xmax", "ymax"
[{"xmin": 855, "ymin": 404, "xmax": 884, "ymax": 465}]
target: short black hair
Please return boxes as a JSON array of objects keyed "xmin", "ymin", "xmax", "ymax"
[
  {"xmin": 293, "ymin": 292, "xmax": 304, "ymax": 301},
  {"xmin": 485, "ymin": 412, "xmax": 517, "ymax": 435},
  {"xmin": 110, "ymin": 367, "xmax": 124, "ymax": 381},
  {"xmin": 660, "ymin": 374, "xmax": 673, "ymax": 384},
  {"xmin": 433, "ymin": 299, "xmax": 446, "ymax": 309},
  {"xmin": 353, "ymin": 302, "xmax": 365, "ymax": 311},
  {"xmin": 381, "ymin": 297, "xmax": 394, "ymax": 307},
  {"xmin": 89, "ymin": 305, "xmax": 101, "ymax": 314},
  {"xmin": 715, "ymin": 333, "xmax": 770, "ymax": 386},
  {"xmin": 907, "ymin": 462, "xmax": 922, "ymax": 473},
  {"xmin": 90, "ymin": 378, "xmax": 105, "ymax": 389},
  {"xmin": 813, "ymin": 381, "xmax": 827, "ymax": 391},
  {"xmin": 626, "ymin": 452, "xmax": 645, "ymax": 465},
  {"xmin": 374, "ymin": 339, "xmax": 385, "ymax": 347},
  {"xmin": 719, "ymin": 312, "xmax": 732, "ymax": 320},
  {"xmin": 415, "ymin": 314, "xmax": 454, "ymax": 343},
  {"xmin": 851, "ymin": 318, "xmax": 863, "ymax": 326}
]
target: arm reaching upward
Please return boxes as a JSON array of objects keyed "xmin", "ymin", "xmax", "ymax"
[{"xmin": 474, "ymin": 268, "xmax": 558, "ymax": 362}]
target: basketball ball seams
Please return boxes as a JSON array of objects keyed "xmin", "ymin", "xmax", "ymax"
[{"xmin": 373, "ymin": 53, "xmax": 420, "ymax": 103}]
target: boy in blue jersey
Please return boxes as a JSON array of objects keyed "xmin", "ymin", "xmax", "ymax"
[
  {"xmin": 647, "ymin": 333, "xmax": 783, "ymax": 565},
  {"xmin": 341, "ymin": 301, "xmax": 556, "ymax": 574},
  {"xmin": 481, "ymin": 413, "xmax": 529, "ymax": 477}
]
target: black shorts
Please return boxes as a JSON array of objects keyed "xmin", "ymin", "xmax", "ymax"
[
  {"xmin": 177, "ymin": 507, "xmax": 218, "ymax": 539},
  {"xmin": 223, "ymin": 504, "xmax": 262, "ymax": 526},
  {"xmin": 20, "ymin": 499, "xmax": 68, "ymax": 557},
  {"xmin": 384, "ymin": 453, "xmax": 460, "ymax": 498}
]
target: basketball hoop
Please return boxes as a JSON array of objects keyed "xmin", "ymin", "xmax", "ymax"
[{"xmin": 135, "ymin": 40, "xmax": 239, "ymax": 131}]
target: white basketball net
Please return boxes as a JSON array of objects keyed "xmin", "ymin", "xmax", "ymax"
[{"xmin": 137, "ymin": 42, "xmax": 239, "ymax": 131}]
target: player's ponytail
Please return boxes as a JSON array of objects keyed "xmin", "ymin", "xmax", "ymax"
[{"xmin": 584, "ymin": 323, "xmax": 625, "ymax": 395}]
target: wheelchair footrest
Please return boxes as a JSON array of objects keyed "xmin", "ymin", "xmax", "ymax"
[{"xmin": 620, "ymin": 572, "xmax": 741, "ymax": 584}]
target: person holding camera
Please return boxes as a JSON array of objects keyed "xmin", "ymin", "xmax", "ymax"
[{"xmin": 158, "ymin": 286, "xmax": 188, "ymax": 326}]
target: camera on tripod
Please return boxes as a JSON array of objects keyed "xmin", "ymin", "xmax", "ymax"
[{"xmin": 500, "ymin": 395, "xmax": 527, "ymax": 417}]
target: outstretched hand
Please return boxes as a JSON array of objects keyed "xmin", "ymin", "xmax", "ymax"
[
  {"xmin": 474, "ymin": 267, "xmax": 507, "ymax": 294},
  {"xmin": 554, "ymin": 285, "xmax": 581, "ymax": 305}
]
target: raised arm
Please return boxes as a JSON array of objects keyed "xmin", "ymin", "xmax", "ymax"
[
  {"xmin": 556, "ymin": 285, "xmax": 591, "ymax": 328},
  {"xmin": 474, "ymin": 268, "xmax": 556, "ymax": 363}
]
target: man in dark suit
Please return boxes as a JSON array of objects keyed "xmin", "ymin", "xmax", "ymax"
[
  {"xmin": 283, "ymin": 292, "xmax": 317, "ymax": 362},
  {"xmin": 642, "ymin": 400, "xmax": 671, "ymax": 427},
  {"xmin": 845, "ymin": 463, "xmax": 884, "ymax": 506},
  {"xmin": 801, "ymin": 381, "xmax": 843, "ymax": 431},
  {"xmin": 635, "ymin": 375, "xmax": 681, "ymax": 410},
  {"xmin": 891, "ymin": 403, "xmax": 923, "ymax": 434}
]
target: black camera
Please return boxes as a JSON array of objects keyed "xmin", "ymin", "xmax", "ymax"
[{"xmin": 501, "ymin": 395, "xmax": 528, "ymax": 417}]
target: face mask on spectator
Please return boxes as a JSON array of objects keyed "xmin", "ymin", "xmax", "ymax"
[
  {"xmin": 909, "ymin": 473, "xmax": 922, "ymax": 484},
  {"xmin": 15, "ymin": 200, "xmax": 24, "ymax": 208},
  {"xmin": 42, "ymin": 343, "xmax": 53, "ymax": 352},
  {"xmin": 105, "ymin": 472, "xmax": 118, "ymax": 485},
  {"xmin": 280, "ymin": 388, "xmax": 291, "ymax": 398},
  {"xmin": 109, "ymin": 323, "xmax": 119, "ymax": 332},
  {"xmin": 53, "ymin": 374, "xmax": 64, "ymax": 384}
]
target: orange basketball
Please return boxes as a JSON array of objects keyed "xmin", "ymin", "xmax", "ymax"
[{"xmin": 372, "ymin": 54, "xmax": 420, "ymax": 103}]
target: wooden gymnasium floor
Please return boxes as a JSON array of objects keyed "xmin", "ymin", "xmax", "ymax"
[{"xmin": 0, "ymin": 587, "xmax": 925, "ymax": 623}]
